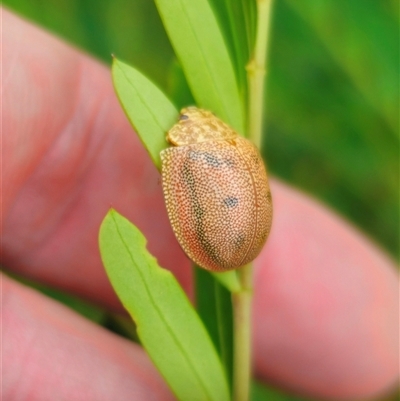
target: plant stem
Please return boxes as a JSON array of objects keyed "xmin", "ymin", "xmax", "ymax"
[
  {"xmin": 247, "ymin": 0, "xmax": 273, "ymax": 147},
  {"xmin": 232, "ymin": 2, "xmax": 273, "ymax": 401},
  {"xmin": 232, "ymin": 264, "xmax": 253, "ymax": 401}
]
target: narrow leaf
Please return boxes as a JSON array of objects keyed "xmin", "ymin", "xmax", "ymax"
[
  {"xmin": 195, "ymin": 269, "xmax": 221, "ymax": 351},
  {"xmin": 112, "ymin": 58, "xmax": 178, "ymax": 169},
  {"xmin": 99, "ymin": 210, "xmax": 230, "ymax": 401},
  {"xmin": 212, "ymin": 270, "xmax": 241, "ymax": 293},
  {"xmin": 167, "ymin": 59, "xmax": 196, "ymax": 109},
  {"xmin": 154, "ymin": 0, "xmax": 245, "ymax": 134},
  {"xmin": 214, "ymin": 281, "xmax": 234, "ymax": 390},
  {"xmin": 209, "ymin": 0, "xmax": 257, "ymax": 107},
  {"xmin": 251, "ymin": 380, "xmax": 307, "ymax": 401},
  {"xmin": 195, "ymin": 269, "xmax": 234, "ymax": 392}
]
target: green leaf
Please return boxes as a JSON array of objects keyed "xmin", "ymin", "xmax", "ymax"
[
  {"xmin": 211, "ymin": 270, "xmax": 241, "ymax": 293},
  {"xmin": 167, "ymin": 58, "xmax": 196, "ymax": 109},
  {"xmin": 112, "ymin": 58, "xmax": 178, "ymax": 169},
  {"xmin": 154, "ymin": 0, "xmax": 245, "ymax": 134},
  {"xmin": 195, "ymin": 269, "xmax": 234, "ymax": 392},
  {"xmin": 214, "ymin": 280, "xmax": 234, "ymax": 390},
  {"xmin": 209, "ymin": 0, "xmax": 257, "ymax": 106},
  {"xmin": 251, "ymin": 380, "xmax": 307, "ymax": 401},
  {"xmin": 99, "ymin": 210, "xmax": 230, "ymax": 401}
]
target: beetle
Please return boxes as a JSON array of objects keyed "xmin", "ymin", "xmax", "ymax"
[{"xmin": 160, "ymin": 107, "xmax": 272, "ymax": 272}]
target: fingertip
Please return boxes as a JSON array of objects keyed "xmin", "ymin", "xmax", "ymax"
[
  {"xmin": 3, "ymin": 274, "xmax": 176, "ymax": 401},
  {"xmin": 253, "ymin": 179, "xmax": 399, "ymax": 399}
]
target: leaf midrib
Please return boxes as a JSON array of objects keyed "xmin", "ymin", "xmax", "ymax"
[{"xmin": 111, "ymin": 212, "xmax": 216, "ymax": 401}]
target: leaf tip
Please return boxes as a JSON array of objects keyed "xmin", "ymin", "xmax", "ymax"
[
  {"xmin": 99, "ymin": 208, "xmax": 118, "ymax": 236},
  {"xmin": 111, "ymin": 57, "xmax": 123, "ymax": 75},
  {"xmin": 108, "ymin": 207, "xmax": 117, "ymax": 215}
]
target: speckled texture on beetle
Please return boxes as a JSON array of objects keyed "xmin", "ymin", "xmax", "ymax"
[{"xmin": 161, "ymin": 107, "xmax": 273, "ymax": 272}]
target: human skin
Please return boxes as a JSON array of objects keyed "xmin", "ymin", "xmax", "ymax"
[{"xmin": 2, "ymin": 7, "xmax": 398, "ymax": 401}]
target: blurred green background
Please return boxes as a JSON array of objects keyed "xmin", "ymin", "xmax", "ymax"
[{"xmin": 4, "ymin": 0, "xmax": 399, "ymax": 400}]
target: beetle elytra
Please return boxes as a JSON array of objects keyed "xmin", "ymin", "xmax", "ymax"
[{"xmin": 161, "ymin": 107, "xmax": 272, "ymax": 272}]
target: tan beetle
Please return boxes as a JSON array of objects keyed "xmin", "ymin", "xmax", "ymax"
[{"xmin": 161, "ymin": 107, "xmax": 272, "ymax": 272}]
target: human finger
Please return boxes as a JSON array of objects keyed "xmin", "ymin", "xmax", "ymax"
[
  {"xmin": 2, "ymin": 7, "xmax": 192, "ymax": 309},
  {"xmin": 253, "ymin": 180, "xmax": 398, "ymax": 399},
  {"xmin": 2, "ymin": 274, "xmax": 176, "ymax": 401}
]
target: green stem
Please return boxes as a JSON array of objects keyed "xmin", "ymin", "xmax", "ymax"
[
  {"xmin": 247, "ymin": 0, "xmax": 273, "ymax": 147},
  {"xmin": 232, "ymin": 2, "xmax": 273, "ymax": 401}
]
